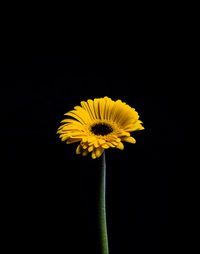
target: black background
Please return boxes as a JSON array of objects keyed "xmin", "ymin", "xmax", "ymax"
[{"xmin": 2, "ymin": 51, "xmax": 185, "ymax": 253}]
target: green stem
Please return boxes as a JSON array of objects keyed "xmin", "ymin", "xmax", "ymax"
[{"xmin": 98, "ymin": 152, "xmax": 109, "ymax": 254}]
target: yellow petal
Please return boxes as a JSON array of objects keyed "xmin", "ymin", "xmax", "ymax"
[
  {"xmin": 88, "ymin": 145, "xmax": 94, "ymax": 152},
  {"xmin": 93, "ymin": 140, "xmax": 100, "ymax": 148},
  {"xmin": 82, "ymin": 143, "xmax": 88, "ymax": 149},
  {"xmin": 99, "ymin": 139, "xmax": 106, "ymax": 145},
  {"xmin": 93, "ymin": 99, "xmax": 100, "ymax": 119},
  {"xmin": 91, "ymin": 150, "xmax": 97, "ymax": 159},
  {"xmin": 80, "ymin": 101, "xmax": 95, "ymax": 120},
  {"xmin": 117, "ymin": 130, "xmax": 130, "ymax": 137},
  {"xmin": 87, "ymin": 99, "xmax": 97, "ymax": 120},
  {"xmin": 87, "ymin": 136, "xmax": 97, "ymax": 144},
  {"xmin": 82, "ymin": 150, "xmax": 89, "ymax": 156},
  {"xmin": 76, "ymin": 144, "xmax": 82, "ymax": 154},
  {"xmin": 95, "ymin": 147, "xmax": 104, "ymax": 158},
  {"xmin": 124, "ymin": 122, "xmax": 144, "ymax": 132},
  {"xmin": 61, "ymin": 135, "xmax": 70, "ymax": 141},
  {"xmin": 116, "ymin": 142, "xmax": 124, "ymax": 150},
  {"xmin": 66, "ymin": 138, "xmax": 82, "ymax": 144},
  {"xmin": 106, "ymin": 142, "xmax": 115, "ymax": 148},
  {"xmin": 99, "ymin": 98, "xmax": 104, "ymax": 120},
  {"xmin": 65, "ymin": 111, "xmax": 87, "ymax": 124},
  {"xmin": 107, "ymin": 135, "xmax": 120, "ymax": 143},
  {"xmin": 110, "ymin": 141, "xmax": 119, "ymax": 146},
  {"xmin": 60, "ymin": 119, "xmax": 82, "ymax": 125},
  {"xmin": 106, "ymin": 99, "xmax": 115, "ymax": 121},
  {"xmin": 102, "ymin": 143, "xmax": 109, "ymax": 149},
  {"xmin": 121, "ymin": 136, "xmax": 136, "ymax": 144}
]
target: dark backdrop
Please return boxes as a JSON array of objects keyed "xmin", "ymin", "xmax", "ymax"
[{"xmin": 2, "ymin": 54, "xmax": 185, "ymax": 253}]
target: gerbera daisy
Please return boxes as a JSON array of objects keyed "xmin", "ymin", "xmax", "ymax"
[{"xmin": 57, "ymin": 96, "xmax": 144, "ymax": 159}]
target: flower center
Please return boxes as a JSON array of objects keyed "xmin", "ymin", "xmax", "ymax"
[{"xmin": 91, "ymin": 123, "xmax": 113, "ymax": 136}]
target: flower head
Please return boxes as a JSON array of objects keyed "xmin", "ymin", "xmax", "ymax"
[{"xmin": 57, "ymin": 97, "xmax": 144, "ymax": 159}]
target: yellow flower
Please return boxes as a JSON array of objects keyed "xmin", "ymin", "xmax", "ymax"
[{"xmin": 57, "ymin": 97, "xmax": 144, "ymax": 159}]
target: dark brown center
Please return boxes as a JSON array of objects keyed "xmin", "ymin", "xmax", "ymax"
[{"xmin": 91, "ymin": 123, "xmax": 113, "ymax": 136}]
